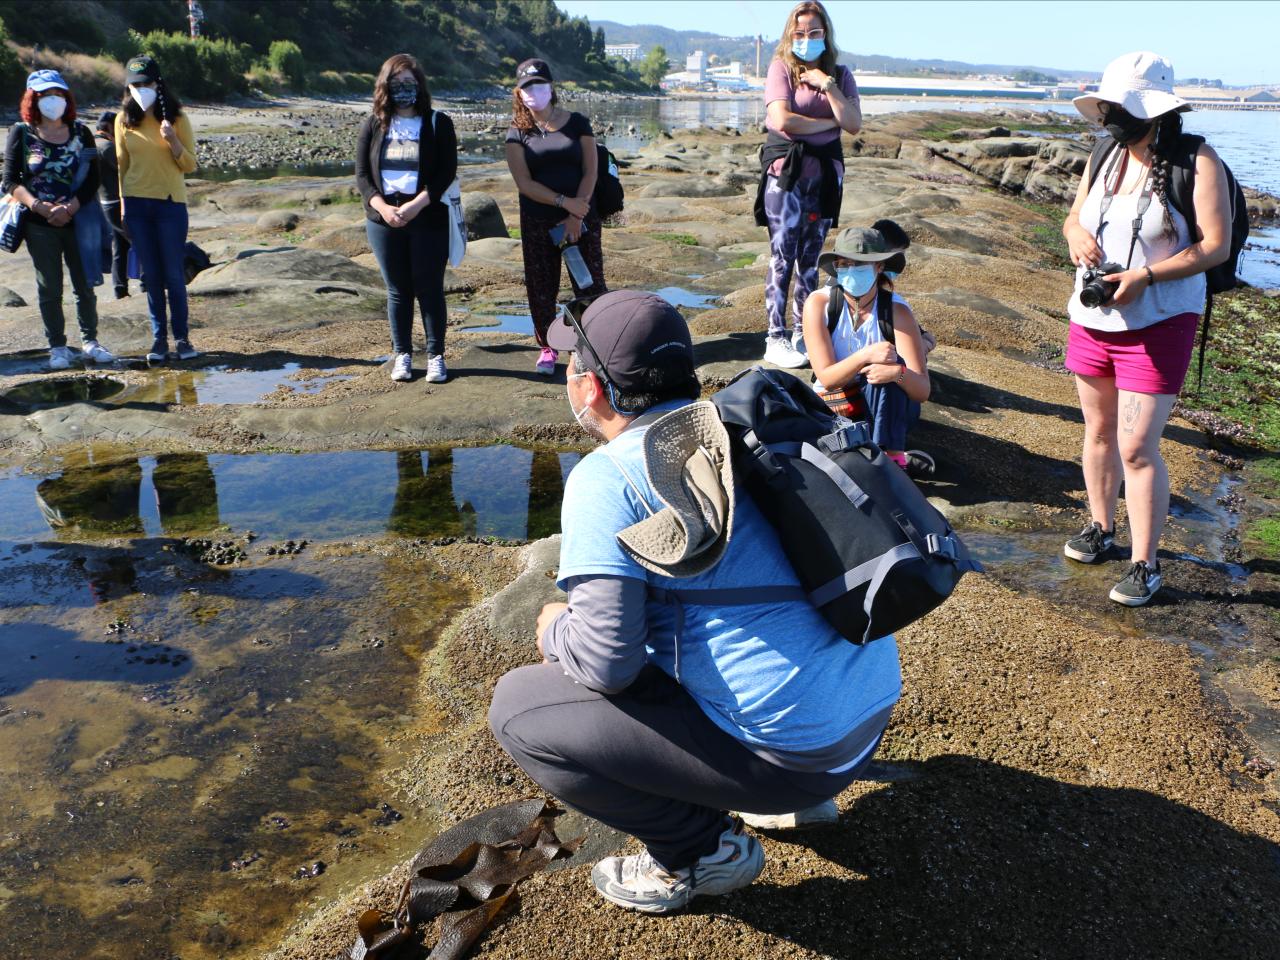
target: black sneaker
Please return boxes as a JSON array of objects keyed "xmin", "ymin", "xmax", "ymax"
[
  {"xmin": 1110, "ymin": 561, "xmax": 1162, "ymax": 606},
  {"xmin": 146, "ymin": 339, "xmax": 169, "ymax": 362},
  {"xmin": 174, "ymin": 339, "xmax": 199, "ymax": 360},
  {"xmin": 1063, "ymin": 521, "xmax": 1114, "ymax": 563},
  {"xmin": 905, "ymin": 449, "xmax": 936, "ymax": 480}
]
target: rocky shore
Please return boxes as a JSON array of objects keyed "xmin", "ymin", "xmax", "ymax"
[{"xmin": 0, "ymin": 104, "xmax": 1277, "ymax": 960}]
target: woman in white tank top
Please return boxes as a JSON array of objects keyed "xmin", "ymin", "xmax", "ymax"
[{"xmin": 1060, "ymin": 51, "xmax": 1234, "ymax": 607}]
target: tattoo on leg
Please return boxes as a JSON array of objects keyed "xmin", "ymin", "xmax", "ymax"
[{"xmin": 1121, "ymin": 395, "xmax": 1141, "ymax": 435}]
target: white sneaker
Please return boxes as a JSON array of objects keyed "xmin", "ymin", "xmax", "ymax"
[
  {"xmin": 82, "ymin": 340, "xmax": 115, "ymax": 363},
  {"xmin": 48, "ymin": 346, "xmax": 75, "ymax": 370},
  {"xmin": 591, "ymin": 818, "xmax": 764, "ymax": 914},
  {"xmin": 390, "ymin": 353, "xmax": 413, "ymax": 382},
  {"xmin": 739, "ymin": 799, "xmax": 839, "ymax": 830},
  {"xmin": 764, "ymin": 335, "xmax": 808, "ymax": 369},
  {"xmin": 425, "ymin": 354, "xmax": 447, "ymax": 384}
]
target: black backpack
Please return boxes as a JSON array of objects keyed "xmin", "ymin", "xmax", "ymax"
[
  {"xmin": 707, "ymin": 367, "xmax": 981, "ymax": 644},
  {"xmin": 594, "ymin": 144, "xmax": 624, "ymax": 218},
  {"xmin": 183, "ymin": 241, "xmax": 212, "ymax": 283},
  {"xmin": 1087, "ymin": 133, "xmax": 1249, "ymax": 389}
]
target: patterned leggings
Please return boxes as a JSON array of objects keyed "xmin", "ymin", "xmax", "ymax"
[
  {"xmin": 520, "ymin": 210, "xmax": 608, "ymax": 347},
  {"xmin": 763, "ymin": 174, "xmax": 833, "ymax": 340}
]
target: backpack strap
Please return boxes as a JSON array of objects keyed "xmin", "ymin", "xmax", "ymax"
[
  {"xmin": 1086, "ymin": 136, "xmax": 1119, "ymax": 193},
  {"xmin": 825, "ymin": 279, "xmax": 843, "ymax": 335},
  {"xmin": 876, "ymin": 288, "xmax": 896, "ymax": 344}
]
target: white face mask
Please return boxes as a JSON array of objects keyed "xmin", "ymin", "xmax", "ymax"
[
  {"xmin": 37, "ymin": 96, "xmax": 67, "ymax": 121},
  {"xmin": 519, "ymin": 84, "xmax": 553, "ymax": 112},
  {"xmin": 129, "ymin": 85, "xmax": 157, "ymax": 111},
  {"xmin": 566, "ymin": 370, "xmax": 605, "ymax": 440}
]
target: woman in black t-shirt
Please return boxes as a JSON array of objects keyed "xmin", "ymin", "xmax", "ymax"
[{"xmin": 504, "ymin": 58, "xmax": 607, "ymax": 376}]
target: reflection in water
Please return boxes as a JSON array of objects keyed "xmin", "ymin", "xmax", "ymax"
[{"xmin": 12, "ymin": 446, "xmax": 581, "ymax": 543}]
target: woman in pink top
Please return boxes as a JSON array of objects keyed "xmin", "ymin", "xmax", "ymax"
[{"xmin": 754, "ymin": 0, "xmax": 861, "ymax": 370}]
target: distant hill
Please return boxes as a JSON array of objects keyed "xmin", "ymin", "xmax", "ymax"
[{"xmin": 593, "ymin": 19, "xmax": 1097, "ymax": 81}]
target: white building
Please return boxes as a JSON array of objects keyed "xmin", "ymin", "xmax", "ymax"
[
  {"xmin": 686, "ymin": 50, "xmax": 707, "ymax": 83},
  {"xmin": 605, "ymin": 42, "xmax": 642, "ymax": 62}
]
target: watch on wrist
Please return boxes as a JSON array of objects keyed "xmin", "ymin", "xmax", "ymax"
[
  {"xmin": 555, "ymin": 193, "xmax": 564, "ymax": 208},
  {"xmin": 1144, "ymin": 266, "xmax": 1155, "ymax": 286}
]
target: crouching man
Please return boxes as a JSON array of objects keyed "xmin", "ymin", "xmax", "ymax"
[{"xmin": 488, "ymin": 290, "xmax": 901, "ymax": 913}]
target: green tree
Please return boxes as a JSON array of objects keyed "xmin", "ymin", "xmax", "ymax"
[
  {"xmin": 267, "ymin": 39, "xmax": 305, "ymax": 84},
  {"xmin": 639, "ymin": 45, "xmax": 668, "ymax": 87},
  {"xmin": 0, "ymin": 18, "xmax": 24, "ymax": 93}
]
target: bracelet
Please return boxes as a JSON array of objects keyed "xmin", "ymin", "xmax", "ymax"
[
  {"xmin": 1144, "ymin": 266, "xmax": 1155, "ymax": 286},
  {"xmin": 823, "ymin": 77, "xmax": 836, "ymax": 93},
  {"xmin": 555, "ymin": 193, "xmax": 564, "ymax": 208},
  {"xmin": 896, "ymin": 366, "xmax": 905, "ymax": 385}
]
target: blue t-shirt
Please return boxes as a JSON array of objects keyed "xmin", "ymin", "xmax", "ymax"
[{"xmin": 557, "ymin": 400, "xmax": 902, "ymax": 764}]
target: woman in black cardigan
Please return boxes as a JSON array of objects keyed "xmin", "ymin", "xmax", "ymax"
[{"xmin": 355, "ymin": 53, "xmax": 458, "ymax": 384}]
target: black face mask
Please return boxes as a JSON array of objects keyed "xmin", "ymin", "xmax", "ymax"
[{"xmin": 1102, "ymin": 106, "xmax": 1153, "ymax": 145}]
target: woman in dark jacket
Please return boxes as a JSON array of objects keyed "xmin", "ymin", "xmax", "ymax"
[
  {"xmin": 355, "ymin": 53, "xmax": 458, "ymax": 384},
  {"xmin": 3, "ymin": 69, "xmax": 113, "ymax": 369}
]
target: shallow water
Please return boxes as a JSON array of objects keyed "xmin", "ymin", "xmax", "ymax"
[
  {"xmin": 122, "ymin": 363, "xmax": 356, "ymax": 406},
  {"xmin": 0, "ymin": 445, "xmax": 581, "ymax": 544}
]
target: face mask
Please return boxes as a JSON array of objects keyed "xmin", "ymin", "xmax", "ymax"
[
  {"xmin": 130, "ymin": 85, "xmax": 157, "ymax": 111},
  {"xmin": 390, "ymin": 82, "xmax": 418, "ymax": 107},
  {"xmin": 37, "ymin": 96, "xmax": 67, "ymax": 121},
  {"xmin": 1103, "ymin": 107, "xmax": 1152, "ymax": 145},
  {"xmin": 792, "ymin": 37, "xmax": 825, "ymax": 62},
  {"xmin": 837, "ymin": 264, "xmax": 878, "ymax": 298},
  {"xmin": 883, "ymin": 270, "xmax": 899, "ymax": 281},
  {"xmin": 520, "ymin": 84, "xmax": 553, "ymax": 111},
  {"xmin": 566, "ymin": 370, "xmax": 605, "ymax": 440}
]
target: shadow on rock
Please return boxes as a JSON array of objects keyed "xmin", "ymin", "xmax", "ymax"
[
  {"xmin": 0, "ymin": 621, "xmax": 194, "ymax": 695},
  {"xmin": 717, "ymin": 755, "xmax": 1280, "ymax": 959}
]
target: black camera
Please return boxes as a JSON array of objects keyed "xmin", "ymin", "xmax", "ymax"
[{"xmin": 1079, "ymin": 261, "xmax": 1124, "ymax": 308}]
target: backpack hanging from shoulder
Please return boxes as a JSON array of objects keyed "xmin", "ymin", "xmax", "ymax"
[
  {"xmin": 1087, "ymin": 133, "xmax": 1249, "ymax": 389},
  {"xmin": 709, "ymin": 366, "xmax": 981, "ymax": 644},
  {"xmin": 825, "ymin": 282, "xmax": 896, "ymax": 343},
  {"xmin": 594, "ymin": 144, "xmax": 624, "ymax": 218}
]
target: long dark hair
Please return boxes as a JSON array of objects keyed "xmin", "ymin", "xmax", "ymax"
[
  {"xmin": 121, "ymin": 77, "xmax": 182, "ymax": 128},
  {"xmin": 511, "ymin": 83, "xmax": 560, "ymax": 132},
  {"xmin": 1148, "ymin": 110, "xmax": 1184, "ymax": 241},
  {"xmin": 373, "ymin": 53, "xmax": 431, "ymax": 127},
  {"xmin": 774, "ymin": 1, "xmax": 840, "ymax": 86}
]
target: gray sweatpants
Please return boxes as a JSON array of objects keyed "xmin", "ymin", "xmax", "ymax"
[{"xmin": 489, "ymin": 663, "xmax": 873, "ymax": 871}]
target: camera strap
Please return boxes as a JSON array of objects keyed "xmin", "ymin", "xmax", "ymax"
[{"xmin": 1096, "ymin": 148, "xmax": 1155, "ymax": 271}]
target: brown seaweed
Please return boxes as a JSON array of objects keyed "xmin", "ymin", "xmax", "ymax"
[{"xmin": 342, "ymin": 799, "xmax": 582, "ymax": 960}]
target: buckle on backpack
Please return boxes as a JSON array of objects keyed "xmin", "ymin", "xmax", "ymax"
[
  {"xmin": 925, "ymin": 533, "xmax": 958, "ymax": 562},
  {"xmin": 818, "ymin": 422, "xmax": 871, "ymax": 455}
]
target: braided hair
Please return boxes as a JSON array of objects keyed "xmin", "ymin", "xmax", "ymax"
[{"xmin": 1148, "ymin": 111, "xmax": 1184, "ymax": 241}]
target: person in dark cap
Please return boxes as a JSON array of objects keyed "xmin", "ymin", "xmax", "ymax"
[
  {"xmin": 504, "ymin": 58, "xmax": 608, "ymax": 377},
  {"xmin": 94, "ymin": 111, "xmax": 130, "ymax": 299},
  {"xmin": 116, "ymin": 53, "xmax": 199, "ymax": 362},
  {"xmin": 488, "ymin": 289, "xmax": 902, "ymax": 915}
]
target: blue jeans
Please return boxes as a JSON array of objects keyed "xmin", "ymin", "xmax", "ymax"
[
  {"xmin": 861, "ymin": 377, "xmax": 921, "ymax": 451},
  {"xmin": 124, "ymin": 196, "xmax": 189, "ymax": 343},
  {"xmin": 365, "ymin": 216, "xmax": 449, "ymax": 356}
]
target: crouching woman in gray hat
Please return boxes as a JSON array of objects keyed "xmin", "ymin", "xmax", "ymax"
[
  {"xmin": 1060, "ymin": 51, "xmax": 1232, "ymax": 607},
  {"xmin": 488, "ymin": 289, "xmax": 901, "ymax": 915},
  {"xmin": 802, "ymin": 225, "xmax": 931, "ymax": 470}
]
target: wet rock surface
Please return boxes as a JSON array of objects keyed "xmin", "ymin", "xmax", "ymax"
[{"xmin": 0, "ymin": 102, "xmax": 1276, "ymax": 960}]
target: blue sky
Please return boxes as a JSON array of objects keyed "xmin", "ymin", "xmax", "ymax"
[{"xmin": 559, "ymin": 1, "xmax": 1278, "ymax": 85}]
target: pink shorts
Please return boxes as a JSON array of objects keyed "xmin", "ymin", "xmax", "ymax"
[{"xmin": 1065, "ymin": 312, "xmax": 1200, "ymax": 395}]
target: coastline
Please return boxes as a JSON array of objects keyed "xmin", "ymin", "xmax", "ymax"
[{"xmin": 0, "ymin": 109, "xmax": 1277, "ymax": 959}]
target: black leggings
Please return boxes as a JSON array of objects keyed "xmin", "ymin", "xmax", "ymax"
[{"xmin": 365, "ymin": 216, "xmax": 449, "ymax": 356}]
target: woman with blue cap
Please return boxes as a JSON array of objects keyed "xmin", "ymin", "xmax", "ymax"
[{"xmin": 2, "ymin": 69, "xmax": 114, "ymax": 369}]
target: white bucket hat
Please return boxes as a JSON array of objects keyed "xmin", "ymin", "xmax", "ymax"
[
  {"xmin": 615, "ymin": 401, "xmax": 735, "ymax": 578},
  {"xmin": 1073, "ymin": 51, "xmax": 1189, "ymax": 124}
]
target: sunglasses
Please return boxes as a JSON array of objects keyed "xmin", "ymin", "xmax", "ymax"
[{"xmin": 548, "ymin": 295, "xmax": 619, "ymax": 395}]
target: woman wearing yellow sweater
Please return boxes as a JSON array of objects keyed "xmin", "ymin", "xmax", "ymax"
[{"xmin": 115, "ymin": 55, "xmax": 198, "ymax": 362}]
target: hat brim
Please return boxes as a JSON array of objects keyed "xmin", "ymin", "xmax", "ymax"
[
  {"xmin": 818, "ymin": 248, "xmax": 897, "ymax": 275},
  {"xmin": 516, "ymin": 76, "xmax": 550, "ymax": 89},
  {"xmin": 29, "ymin": 80, "xmax": 69, "ymax": 93},
  {"xmin": 616, "ymin": 402, "xmax": 735, "ymax": 577},
  {"xmin": 126, "ymin": 73, "xmax": 155, "ymax": 85},
  {"xmin": 1073, "ymin": 87, "xmax": 1189, "ymax": 124}
]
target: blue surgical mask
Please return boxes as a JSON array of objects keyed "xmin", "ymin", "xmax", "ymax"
[
  {"xmin": 792, "ymin": 37, "xmax": 825, "ymax": 62},
  {"xmin": 837, "ymin": 264, "xmax": 878, "ymax": 297},
  {"xmin": 883, "ymin": 270, "xmax": 899, "ymax": 281}
]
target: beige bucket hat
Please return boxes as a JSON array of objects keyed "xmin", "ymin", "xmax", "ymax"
[
  {"xmin": 1073, "ymin": 51, "xmax": 1189, "ymax": 123},
  {"xmin": 616, "ymin": 401, "xmax": 735, "ymax": 577}
]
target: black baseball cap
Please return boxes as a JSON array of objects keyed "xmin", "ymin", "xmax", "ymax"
[
  {"xmin": 548, "ymin": 290, "xmax": 694, "ymax": 392},
  {"xmin": 515, "ymin": 59, "xmax": 553, "ymax": 88},
  {"xmin": 96, "ymin": 110, "xmax": 117, "ymax": 133},
  {"xmin": 126, "ymin": 55, "xmax": 161, "ymax": 85}
]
